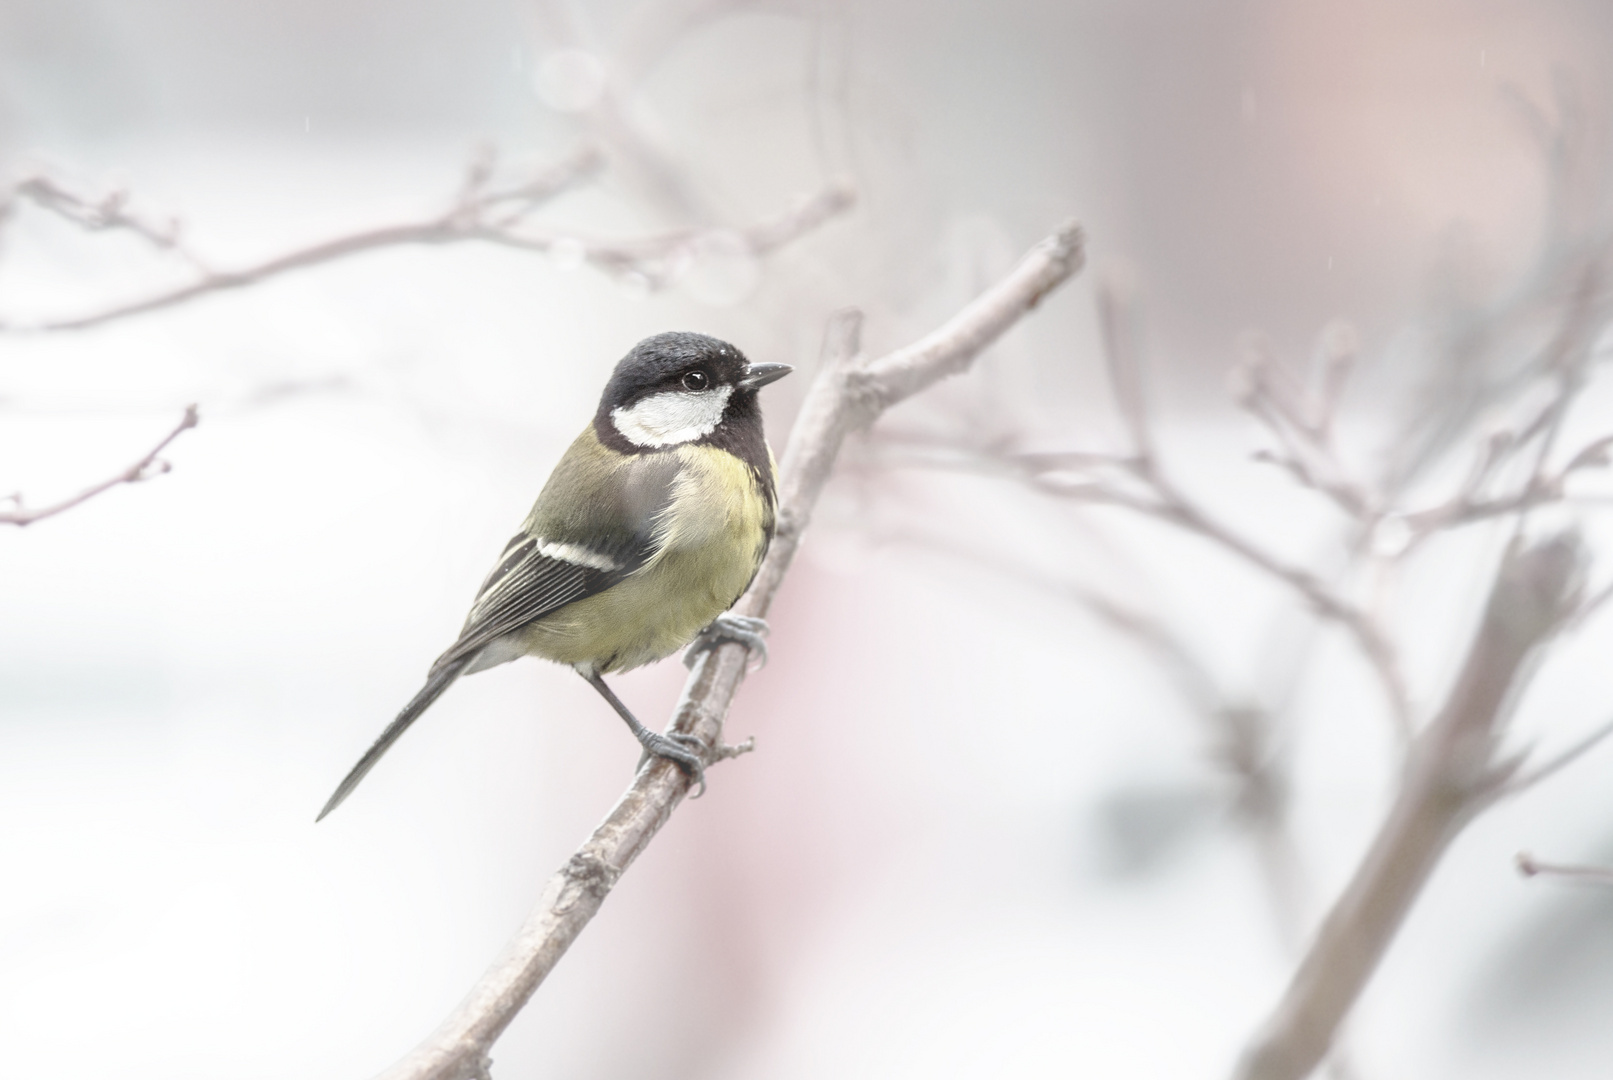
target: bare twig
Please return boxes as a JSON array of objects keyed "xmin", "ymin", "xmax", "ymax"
[
  {"xmin": 1388, "ymin": 248, "xmax": 1613, "ymax": 546},
  {"xmin": 0, "ymin": 149, "xmax": 597, "ymax": 332},
  {"xmin": 1235, "ymin": 326, "xmax": 1377, "ymax": 522},
  {"xmin": 0, "ymin": 405, "xmax": 199, "ymax": 526},
  {"xmin": 1393, "ymin": 265, "xmax": 1613, "ymax": 541},
  {"xmin": 1495, "ymin": 714, "xmax": 1613, "ymax": 796},
  {"xmin": 577, "ymin": 183, "xmax": 854, "ymax": 288},
  {"xmin": 372, "ymin": 222, "xmax": 1085, "ymax": 1080},
  {"xmin": 1570, "ymin": 576, "xmax": 1613, "ymax": 629},
  {"xmin": 1232, "ymin": 534, "xmax": 1585, "ymax": 1080},
  {"xmin": 6, "ymin": 174, "xmax": 207, "ymax": 271},
  {"xmin": 0, "ymin": 150, "xmax": 853, "ymax": 333},
  {"xmin": 1516, "ymin": 852, "xmax": 1613, "ymax": 886},
  {"xmin": 1399, "ymin": 426, "xmax": 1613, "ymax": 538}
]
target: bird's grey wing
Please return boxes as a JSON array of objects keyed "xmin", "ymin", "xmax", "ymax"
[
  {"xmin": 427, "ymin": 537, "xmax": 621, "ymax": 672},
  {"xmin": 429, "ymin": 450, "xmax": 684, "ymax": 674}
]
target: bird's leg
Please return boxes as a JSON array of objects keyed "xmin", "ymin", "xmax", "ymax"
[
  {"xmin": 579, "ymin": 668, "xmax": 706, "ymax": 796},
  {"xmin": 683, "ymin": 613, "xmax": 770, "ymax": 670}
]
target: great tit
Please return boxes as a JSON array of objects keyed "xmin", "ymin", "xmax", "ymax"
[{"xmin": 317, "ymin": 332, "xmax": 791, "ymax": 820}]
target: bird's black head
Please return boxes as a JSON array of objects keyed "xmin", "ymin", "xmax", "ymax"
[
  {"xmin": 594, "ymin": 331, "xmax": 791, "ymax": 453},
  {"xmin": 600, "ymin": 332, "xmax": 748, "ymax": 412}
]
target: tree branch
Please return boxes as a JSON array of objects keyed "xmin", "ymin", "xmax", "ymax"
[
  {"xmin": 1235, "ymin": 327, "xmax": 1378, "ymax": 522},
  {"xmin": 0, "ymin": 150, "xmax": 853, "ymax": 333},
  {"xmin": 1232, "ymin": 533, "xmax": 1585, "ymax": 1080},
  {"xmin": 371, "ymin": 221, "xmax": 1085, "ymax": 1080},
  {"xmin": 5, "ymin": 173, "xmax": 207, "ymax": 271},
  {"xmin": 1516, "ymin": 852, "xmax": 1613, "ymax": 887},
  {"xmin": 0, "ymin": 405, "xmax": 199, "ymax": 526},
  {"xmin": 1495, "ymin": 713, "xmax": 1613, "ymax": 796}
]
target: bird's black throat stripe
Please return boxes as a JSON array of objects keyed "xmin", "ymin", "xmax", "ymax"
[{"xmin": 697, "ymin": 393, "xmax": 776, "ymax": 508}]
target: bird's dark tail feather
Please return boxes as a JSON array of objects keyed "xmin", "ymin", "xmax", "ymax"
[{"xmin": 316, "ymin": 655, "xmax": 473, "ymax": 822}]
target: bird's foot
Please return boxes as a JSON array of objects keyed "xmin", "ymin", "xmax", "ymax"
[
  {"xmin": 639, "ymin": 730, "xmax": 708, "ymax": 797},
  {"xmin": 684, "ymin": 613, "xmax": 770, "ymax": 670}
]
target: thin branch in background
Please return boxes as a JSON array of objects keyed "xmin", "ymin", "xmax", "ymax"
[
  {"xmin": 0, "ymin": 405, "xmax": 198, "ymax": 527},
  {"xmin": 1392, "ymin": 261, "xmax": 1613, "ymax": 549},
  {"xmin": 4, "ymin": 174, "xmax": 208, "ymax": 272},
  {"xmin": 1516, "ymin": 852, "xmax": 1613, "ymax": 887},
  {"xmin": 1235, "ymin": 325, "xmax": 1377, "ymax": 522},
  {"xmin": 1495, "ymin": 714, "xmax": 1613, "ymax": 797},
  {"xmin": 372, "ymin": 222, "xmax": 1085, "ymax": 1080},
  {"xmin": 1569, "ymin": 576, "xmax": 1613, "ymax": 629},
  {"xmin": 1394, "ymin": 417, "xmax": 1613, "ymax": 545},
  {"xmin": 576, "ymin": 182, "xmax": 854, "ymax": 294},
  {"xmin": 0, "ymin": 148, "xmax": 854, "ymax": 333},
  {"xmin": 1506, "ymin": 260, "xmax": 1605, "ymax": 477},
  {"xmin": 0, "ymin": 147, "xmax": 594, "ymax": 332},
  {"xmin": 1230, "ymin": 267, "xmax": 1613, "ymax": 588}
]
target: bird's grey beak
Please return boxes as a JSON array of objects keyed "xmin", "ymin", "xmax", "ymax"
[{"xmin": 738, "ymin": 362, "xmax": 793, "ymax": 391}]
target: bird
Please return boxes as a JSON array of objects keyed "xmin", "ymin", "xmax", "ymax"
[{"xmin": 316, "ymin": 331, "xmax": 792, "ymax": 821}]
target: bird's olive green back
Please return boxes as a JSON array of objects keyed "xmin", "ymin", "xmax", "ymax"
[{"xmin": 524, "ymin": 426, "xmax": 681, "ymax": 560}]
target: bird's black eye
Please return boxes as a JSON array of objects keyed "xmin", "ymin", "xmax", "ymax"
[{"xmin": 682, "ymin": 370, "xmax": 709, "ymax": 391}]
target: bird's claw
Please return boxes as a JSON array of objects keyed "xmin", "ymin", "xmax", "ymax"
[
  {"xmin": 641, "ymin": 731, "xmax": 708, "ymax": 796},
  {"xmin": 684, "ymin": 613, "xmax": 770, "ymax": 670}
]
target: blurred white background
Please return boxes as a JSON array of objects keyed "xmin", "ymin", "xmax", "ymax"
[{"xmin": 4, "ymin": 2, "xmax": 1613, "ymax": 1077}]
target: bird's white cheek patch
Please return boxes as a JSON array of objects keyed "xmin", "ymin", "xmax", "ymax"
[{"xmin": 611, "ymin": 386, "xmax": 733, "ymax": 447}]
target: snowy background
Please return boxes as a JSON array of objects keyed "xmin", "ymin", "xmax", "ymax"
[{"xmin": 3, "ymin": 2, "xmax": 1613, "ymax": 1077}]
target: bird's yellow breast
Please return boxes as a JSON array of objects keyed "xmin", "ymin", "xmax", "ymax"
[{"xmin": 516, "ymin": 442, "xmax": 774, "ymax": 673}]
